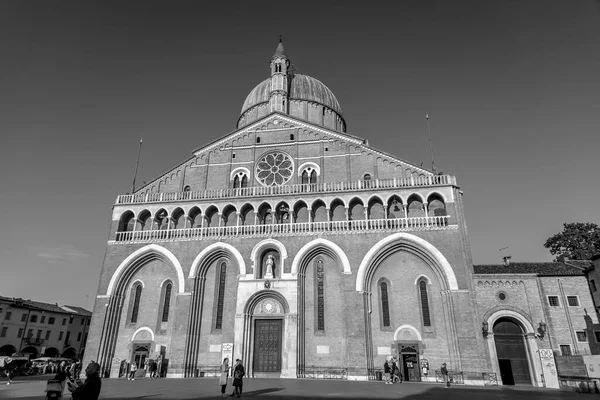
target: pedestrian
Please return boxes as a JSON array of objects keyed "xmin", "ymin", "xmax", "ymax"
[
  {"xmin": 232, "ymin": 359, "xmax": 245, "ymax": 398},
  {"xmin": 391, "ymin": 358, "xmax": 399, "ymax": 383},
  {"xmin": 383, "ymin": 359, "xmax": 391, "ymax": 384},
  {"xmin": 4, "ymin": 357, "xmax": 15, "ymax": 385},
  {"xmin": 156, "ymin": 355, "xmax": 162, "ymax": 378},
  {"xmin": 129, "ymin": 362, "xmax": 137, "ymax": 380},
  {"xmin": 150, "ymin": 359, "xmax": 158, "ymax": 379},
  {"xmin": 144, "ymin": 358, "xmax": 149, "ymax": 378},
  {"xmin": 67, "ymin": 361, "xmax": 102, "ymax": 400},
  {"xmin": 441, "ymin": 362, "xmax": 450, "ymax": 388},
  {"xmin": 219, "ymin": 358, "xmax": 230, "ymax": 397}
]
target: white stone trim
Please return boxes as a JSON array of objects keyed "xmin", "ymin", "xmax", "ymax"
[
  {"xmin": 106, "ymin": 244, "xmax": 185, "ymax": 296},
  {"xmin": 414, "ymin": 275, "xmax": 432, "ymax": 285},
  {"xmin": 297, "ymin": 162, "xmax": 320, "ymax": 177},
  {"xmin": 230, "ymin": 167, "xmax": 251, "ymax": 181},
  {"xmin": 131, "ymin": 326, "xmax": 155, "ymax": 342},
  {"xmin": 291, "ymin": 238, "xmax": 352, "ymax": 275},
  {"xmin": 355, "ymin": 232, "xmax": 459, "ymax": 292},
  {"xmin": 189, "ymin": 242, "xmax": 247, "ymax": 278},
  {"xmin": 393, "ymin": 324, "xmax": 423, "ymax": 341},
  {"xmin": 130, "ymin": 279, "xmax": 145, "ymax": 289}
]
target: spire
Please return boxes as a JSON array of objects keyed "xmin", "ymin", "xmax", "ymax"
[{"xmin": 273, "ymin": 35, "xmax": 286, "ymax": 58}]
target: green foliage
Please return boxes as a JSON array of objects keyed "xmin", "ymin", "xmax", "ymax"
[{"xmin": 544, "ymin": 222, "xmax": 600, "ymax": 261}]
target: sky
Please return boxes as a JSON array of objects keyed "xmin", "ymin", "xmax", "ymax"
[{"xmin": 0, "ymin": 1, "xmax": 599, "ymax": 308}]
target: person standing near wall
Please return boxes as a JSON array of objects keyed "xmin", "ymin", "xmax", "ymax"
[
  {"xmin": 219, "ymin": 358, "xmax": 229, "ymax": 398},
  {"xmin": 441, "ymin": 363, "xmax": 450, "ymax": 388}
]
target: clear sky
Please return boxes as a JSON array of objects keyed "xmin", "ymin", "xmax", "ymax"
[{"xmin": 1, "ymin": 1, "xmax": 599, "ymax": 308}]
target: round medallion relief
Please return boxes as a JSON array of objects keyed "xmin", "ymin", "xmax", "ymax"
[
  {"xmin": 262, "ymin": 300, "xmax": 276, "ymax": 314},
  {"xmin": 255, "ymin": 152, "xmax": 294, "ymax": 187}
]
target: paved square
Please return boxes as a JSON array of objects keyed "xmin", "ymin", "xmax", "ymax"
[{"xmin": 0, "ymin": 376, "xmax": 588, "ymax": 400}]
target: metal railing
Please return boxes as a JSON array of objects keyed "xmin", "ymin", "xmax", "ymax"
[
  {"xmin": 114, "ymin": 216, "xmax": 451, "ymax": 243},
  {"xmin": 116, "ymin": 175, "xmax": 457, "ymax": 205},
  {"xmin": 299, "ymin": 365, "xmax": 348, "ymax": 380}
]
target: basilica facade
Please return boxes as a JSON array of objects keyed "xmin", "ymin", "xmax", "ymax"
[{"xmin": 84, "ymin": 42, "xmax": 599, "ymax": 386}]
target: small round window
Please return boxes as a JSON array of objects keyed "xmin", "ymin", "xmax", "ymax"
[{"xmin": 498, "ymin": 292, "xmax": 507, "ymax": 301}]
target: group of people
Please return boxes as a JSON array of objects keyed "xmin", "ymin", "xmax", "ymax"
[
  {"xmin": 383, "ymin": 358, "xmax": 403, "ymax": 384},
  {"xmin": 44, "ymin": 360, "xmax": 102, "ymax": 400},
  {"xmin": 127, "ymin": 355, "xmax": 162, "ymax": 380},
  {"xmin": 219, "ymin": 358, "xmax": 245, "ymax": 398}
]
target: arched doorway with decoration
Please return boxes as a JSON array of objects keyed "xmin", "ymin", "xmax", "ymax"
[
  {"xmin": 493, "ymin": 318, "xmax": 531, "ymax": 385},
  {"xmin": 485, "ymin": 309, "xmax": 543, "ymax": 387}
]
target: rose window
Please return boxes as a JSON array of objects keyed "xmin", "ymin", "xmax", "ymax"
[{"xmin": 255, "ymin": 152, "xmax": 294, "ymax": 186}]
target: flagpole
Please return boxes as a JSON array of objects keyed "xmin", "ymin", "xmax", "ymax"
[
  {"xmin": 131, "ymin": 138, "xmax": 143, "ymax": 194},
  {"xmin": 426, "ymin": 114, "xmax": 436, "ymax": 174}
]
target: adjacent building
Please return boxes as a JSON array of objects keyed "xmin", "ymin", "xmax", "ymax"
[
  {"xmin": 82, "ymin": 41, "xmax": 600, "ymax": 386},
  {"xmin": 0, "ymin": 296, "xmax": 92, "ymax": 360}
]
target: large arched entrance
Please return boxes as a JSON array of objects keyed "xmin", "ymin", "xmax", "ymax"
[
  {"xmin": 0, "ymin": 345, "xmax": 16, "ymax": 356},
  {"xmin": 44, "ymin": 347, "xmax": 60, "ymax": 357},
  {"xmin": 21, "ymin": 346, "xmax": 38, "ymax": 359},
  {"xmin": 493, "ymin": 318, "xmax": 531, "ymax": 385}
]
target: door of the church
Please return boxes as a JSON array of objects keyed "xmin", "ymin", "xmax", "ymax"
[
  {"xmin": 253, "ymin": 319, "xmax": 282, "ymax": 376},
  {"xmin": 398, "ymin": 344, "xmax": 421, "ymax": 382}
]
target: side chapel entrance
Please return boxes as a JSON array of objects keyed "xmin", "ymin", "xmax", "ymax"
[
  {"xmin": 253, "ymin": 319, "xmax": 283, "ymax": 376},
  {"xmin": 493, "ymin": 318, "xmax": 531, "ymax": 385},
  {"xmin": 396, "ymin": 343, "xmax": 421, "ymax": 382}
]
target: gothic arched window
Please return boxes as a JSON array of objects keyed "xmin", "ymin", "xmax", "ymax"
[
  {"xmin": 316, "ymin": 259, "xmax": 325, "ymax": 331},
  {"xmin": 419, "ymin": 280, "xmax": 431, "ymax": 327},
  {"xmin": 380, "ymin": 281, "xmax": 391, "ymax": 327},
  {"xmin": 131, "ymin": 284, "xmax": 142, "ymax": 323},
  {"xmin": 215, "ymin": 262, "xmax": 227, "ymax": 330},
  {"xmin": 233, "ymin": 175, "xmax": 240, "ymax": 189},
  {"xmin": 161, "ymin": 283, "xmax": 172, "ymax": 322},
  {"xmin": 310, "ymin": 170, "xmax": 317, "ymax": 184},
  {"xmin": 302, "ymin": 170, "xmax": 309, "ymax": 184}
]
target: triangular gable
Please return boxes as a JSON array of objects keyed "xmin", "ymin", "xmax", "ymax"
[{"xmin": 134, "ymin": 112, "xmax": 433, "ymax": 194}]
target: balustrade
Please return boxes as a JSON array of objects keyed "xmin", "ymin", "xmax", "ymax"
[
  {"xmin": 116, "ymin": 175, "xmax": 456, "ymax": 205},
  {"xmin": 114, "ymin": 216, "xmax": 451, "ymax": 243}
]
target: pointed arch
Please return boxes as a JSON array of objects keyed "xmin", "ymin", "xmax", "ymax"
[
  {"xmin": 106, "ymin": 244, "xmax": 185, "ymax": 296},
  {"xmin": 189, "ymin": 242, "xmax": 246, "ymax": 278},
  {"xmin": 291, "ymin": 238, "xmax": 351, "ymax": 275},
  {"xmin": 355, "ymin": 232, "xmax": 458, "ymax": 292}
]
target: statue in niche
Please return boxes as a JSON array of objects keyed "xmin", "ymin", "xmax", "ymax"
[{"xmin": 264, "ymin": 254, "xmax": 275, "ymax": 279}]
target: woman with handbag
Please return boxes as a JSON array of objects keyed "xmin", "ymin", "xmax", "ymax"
[{"xmin": 219, "ymin": 358, "xmax": 230, "ymax": 398}]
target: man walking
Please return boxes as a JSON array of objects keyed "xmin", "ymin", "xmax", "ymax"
[
  {"xmin": 383, "ymin": 359, "xmax": 391, "ymax": 384},
  {"xmin": 441, "ymin": 362, "xmax": 450, "ymax": 388}
]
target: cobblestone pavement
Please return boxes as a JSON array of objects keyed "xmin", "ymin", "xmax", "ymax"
[{"xmin": 0, "ymin": 376, "xmax": 588, "ymax": 400}]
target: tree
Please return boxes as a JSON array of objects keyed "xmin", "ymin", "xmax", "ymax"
[{"xmin": 544, "ymin": 222, "xmax": 600, "ymax": 261}]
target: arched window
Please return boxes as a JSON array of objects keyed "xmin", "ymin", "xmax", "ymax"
[
  {"xmin": 233, "ymin": 172, "xmax": 248, "ymax": 189},
  {"xmin": 241, "ymin": 175, "xmax": 248, "ymax": 188},
  {"xmin": 233, "ymin": 175, "xmax": 240, "ymax": 189},
  {"xmin": 161, "ymin": 283, "xmax": 172, "ymax": 322},
  {"xmin": 302, "ymin": 170, "xmax": 309, "ymax": 184},
  {"xmin": 363, "ymin": 173, "xmax": 372, "ymax": 181},
  {"xmin": 215, "ymin": 262, "xmax": 227, "ymax": 330},
  {"xmin": 419, "ymin": 280, "xmax": 431, "ymax": 327},
  {"xmin": 131, "ymin": 284, "xmax": 142, "ymax": 323},
  {"xmin": 256, "ymin": 136, "xmax": 261, "ymax": 144},
  {"xmin": 310, "ymin": 170, "xmax": 317, "ymax": 184},
  {"xmin": 380, "ymin": 281, "xmax": 391, "ymax": 327},
  {"xmin": 183, "ymin": 185, "xmax": 191, "ymax": 192},
  {"xmin": 316, "ymin": 259, "xmax": 325, "ymax": 331},
  {"xmin": 290, "ymin": 134, "xmax": 294, "ymax": 140}
]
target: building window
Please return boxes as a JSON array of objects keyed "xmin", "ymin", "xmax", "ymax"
[
  {"xmin": 560, "ymin": 345, "xmax": 572, "ymax": 356},
  {"xmin": 65, "ymin": 331, "xmax": 70, "ymax": 344},
  {"xmin": 567, "ymin": 296, "xmax": 580, "ymax": 307},
  {"xmin": 131, "ymin": 284, "xmax": 142, "ymax": 323},
  {"xmin": 45, "ymin": 331, "xmax": 51, "ymax": 340},
  {"xmin": 86, "ymin": 319, "xmax": 90, "ymax": 326},
  {"xmin": 0, "ymin": 327, "xmax": 7, "ymax": 337},
  {"xmin": 576, "ymin": 331, "xmax": 587, "ymax": 342},
  {"xmin": 161, "ymin": 283, "xmax": 172, "ymax": 322},
  {"xmin": 83, "ymin": 332, "xmax": 88, "ymax": 343},
  {"xmin": 17, "ymin": 328, "xmax": 23, "ymax": 338},
  {"xmin": 215, "ymin": 262, "xmax": 227, "ymax": 330},
  {"xmin": 58, "ymin": 332, "xmax": 63, "ymax": 341},
  {"xmin": 30, "ymin": 315, "xmax": 38, "ymax": 323},
  {"xmin": 5, "ymin": 311, "xmax": 11, "ymax": 320},
  {"xmin": 41, "ymin": 316, "xmax": 46, "ymax": 324},
  {"xmin": 290, "ymin": 134, "xmax": 294, "ymax": 140},
  {"xmin": 591, "ymin": 279, "xmax": 597, "ymax": 292},
  {"xmin": 497, "ymin": 292, "xmax": 507, "ymax": 301},
  {"xmin": 77, "ymin": 332, "xmax": 82, "ymax": 341},
  {"xmin": 36, "ymin": 329, "xmax": 42, "ymax": 339},
  {"xmin": 48, "ymin": 317, "xmax": 55, "ymax": 325},
  {"xmin": 380, "ymin": 281, "xmax": 391, "ymax": 328},
  {"xmin": 62, "ymin": 318, "xmax": 67, "ymax": 326},
  {"xmin": 21, "ymin": 314, "xmax": 27, "ymax": 322},
  {"xmin": 548, "ymin": 296, "xmax": 560, "ymax": 307},
  {"xmin": 595, "ymin": 331, "xmax": 600, "ymax": 342},
  {"xmin": 27, "ymin": 329, "xmax": 33, "ymax": 338},
  {"xmin": 183, "ymin": 185, "xmax": 191, "ymax": 192},
  {"xmin": 256, "ymin": 136, "xmax": 261, "ymax": 143},
  {"xmin": 419, "ymin": 280, "xmax": 432, "ymax": 327},
  {"xmin": 363, "ymin": 173, "xmax": 371, "ymax": 181},
  {"xmin": 80, "ymin": 318, "xmax": 84, "ymax": 325},
  {"xmin": 316, "ymin": 259, "xmax": 325, "ymax": 331}
]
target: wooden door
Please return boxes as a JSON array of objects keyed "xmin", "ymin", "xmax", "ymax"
[{"xmin": 253, "ymin": 319, "xmax": 282, "ymax": 372}]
